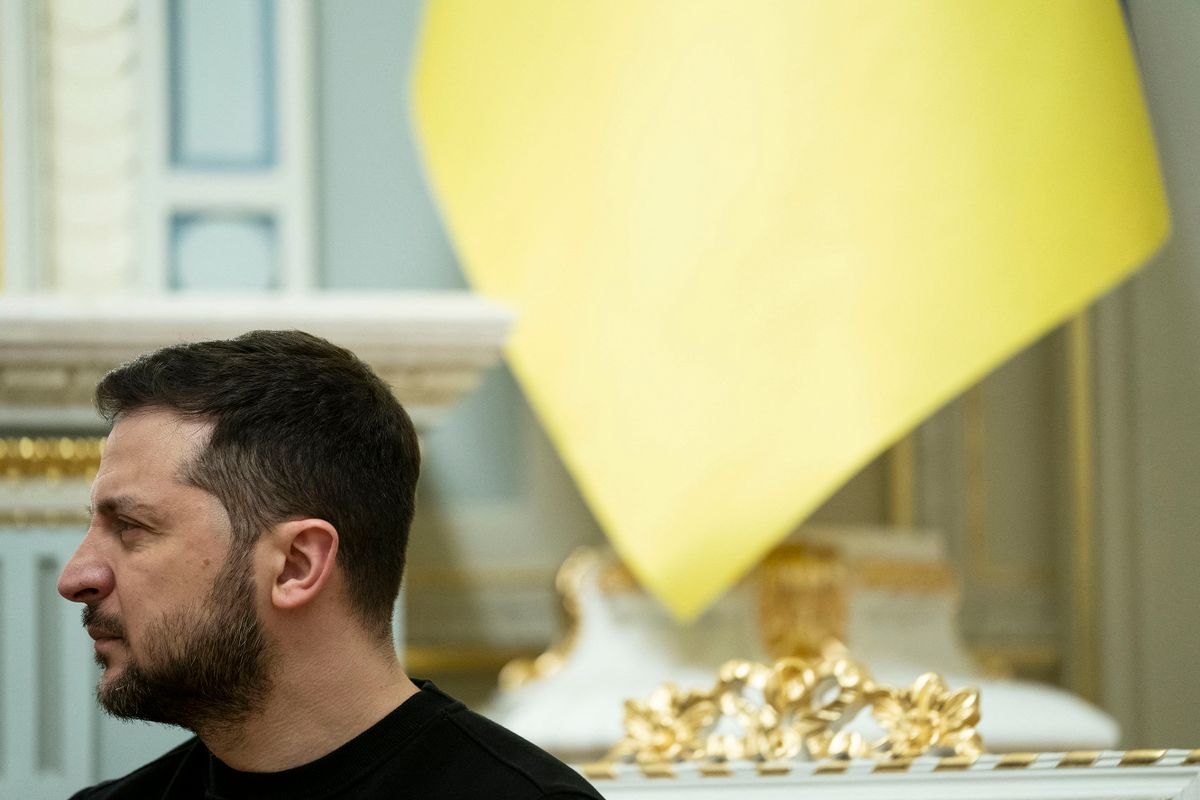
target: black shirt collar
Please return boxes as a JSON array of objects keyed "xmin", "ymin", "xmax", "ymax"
[{"xmin": 203, "ymin": 680, "xmax": 455, "ymax": 800}]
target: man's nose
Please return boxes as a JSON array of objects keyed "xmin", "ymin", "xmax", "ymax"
[{"xmin": 57, "ymin": 530, "xmax": 115, "ymax": 604}]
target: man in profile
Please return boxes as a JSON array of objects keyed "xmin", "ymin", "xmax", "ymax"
[{"xmin": 59, "ymin": 330, "xmax": 604, "ymax": 799}]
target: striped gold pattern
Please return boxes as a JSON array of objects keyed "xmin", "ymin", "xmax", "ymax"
[
  {"xmin": 639, "ymin": 762, "xmax": 675, "ymax": 779},
  {"xmin": 757, "ymin": 762, "xmax": 791, "ymax": 776},
  {"xmin": 813, "ymin": 762, "xmax": 849, "ymax": 775},
  {"xmin": 1057, "ymin": 751, "xmax": 1100, "ymax": 768},
  {"xmin": 698, "ymin": 763, "xmax": 732, "ymax": 778},
  {"xmin": 996, "ymin": 752, "xmax": 1039, "ymax": 769},
  {"xmin": 933, "ymin": 754, "xmax": 977, "ymax": 771},
  {"xmin": 1120, "ymin": 749, "xmax": 1168, "ymax": 767},
  {"xmin": 584, "ymin": 750, "xmax": 1197, "ymax": 781}
]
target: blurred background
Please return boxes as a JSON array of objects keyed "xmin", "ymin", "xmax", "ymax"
[{"xmin": 1, "ymin": 0, "xmax": 1198, "ymax": 793}]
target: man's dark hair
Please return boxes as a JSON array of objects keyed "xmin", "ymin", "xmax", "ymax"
[{"xmin": 95, "ymin": 329, "xmax": 420, "ymax": 640}]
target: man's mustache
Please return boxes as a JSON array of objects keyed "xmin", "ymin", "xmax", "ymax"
[{"xmin": 82, "ymin": 605, "xmax": 126, "ymax": 639}]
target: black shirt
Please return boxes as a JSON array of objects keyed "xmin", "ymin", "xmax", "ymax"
[{"xmin": 69, "ymin": 682, "xmax": 605, "ymax": 799}]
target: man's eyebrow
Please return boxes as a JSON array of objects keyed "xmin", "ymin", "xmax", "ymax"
[{"xmin": 87, "ymin": 496, "xmax": 162, "ymax": 521}]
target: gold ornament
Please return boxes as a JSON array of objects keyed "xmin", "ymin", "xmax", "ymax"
[{"xmin": 597, "ymin": 649, "xmax": 983, "ymax": 771}]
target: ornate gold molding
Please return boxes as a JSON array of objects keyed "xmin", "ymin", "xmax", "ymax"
[
  {"xmin": 589, "ymin": 650, "xmax": 982, "ymax": 774},
  {"xmin": 0, "ymin": 436, "xmax": 105, "ymax": 481}
]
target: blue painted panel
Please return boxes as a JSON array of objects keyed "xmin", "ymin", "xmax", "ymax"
[
  {"xmin": 170, "ymin": 213, "xmax": 278, "ymax": 290},
  {"xmin": 317, "ymin": 0, "xmax": 465, "ymax": 290},
  {"xmin": 169, "ymin": 0, "xmax": 277, "ymax": 169}
]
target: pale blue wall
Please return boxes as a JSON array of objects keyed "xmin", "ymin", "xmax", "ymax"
[
  {"xmin": 316, "ymin": 0, "xmax": 529, "ymax": 504},
  {"xmin": 317, "ymin": 0, "xmax": 463, "ymax": 291}
]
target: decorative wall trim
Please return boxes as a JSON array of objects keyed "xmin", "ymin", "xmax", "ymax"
[
  {"xmin": 45, "ymin": 0, "xmax": 142, "ymax": 292},
  {"xmin": 1065, "ymin": 313, "xmax": 1099, "ymax": 703},
  {"xmin": 167, "ymin": 0, "xmax": 278, "ymax": 170},
  {"xmin": 0, "ymin": 437, "xmax": 104, "ymax": 480},
  {"xmin": 885, "ymin": 435, "xmax": 916, "ymax": 528},
  {"xmin": 583, "ymin": 748, "xmax": 1198, "ymax": 782},
  {"xmin": 0, "ymin": 292, "xmax": 513, "ymax": 431}
]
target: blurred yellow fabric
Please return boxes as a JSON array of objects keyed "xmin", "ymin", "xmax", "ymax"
[{"xmin": 412, "ymin": 1, "xmax": 1169, "ymax": 619}]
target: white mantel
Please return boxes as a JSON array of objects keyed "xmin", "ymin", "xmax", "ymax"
[{"xmin": 0, "ymin": 292, "xmax": 514, "ymax": 431}]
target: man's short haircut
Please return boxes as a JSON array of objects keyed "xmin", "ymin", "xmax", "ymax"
[{"xmin": 95, "ymin": 330, "xmax": 420, "ymax": 640}]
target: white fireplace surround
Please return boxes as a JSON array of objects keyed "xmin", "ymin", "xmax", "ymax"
[{"xmin": 0, "ymin": 291, "xmax": 514, "ymax": 431}]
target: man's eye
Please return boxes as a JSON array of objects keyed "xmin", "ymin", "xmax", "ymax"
[{"xmin": 114, "ymin": 519, "xmax": 139, "ymax": 535}]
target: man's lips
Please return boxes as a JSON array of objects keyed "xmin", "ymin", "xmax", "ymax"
[{"xmin": 86, "ymin": 625, "xmax": 122, "ymax": 642}]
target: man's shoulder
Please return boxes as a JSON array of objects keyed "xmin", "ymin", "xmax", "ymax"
[
  {"xmin": 68, "ymin": 737, "xmax": 203, "ymax": 800},
  {"xmin": 383, "ymin": 683, "xmax": 605, "ymax": 799}
]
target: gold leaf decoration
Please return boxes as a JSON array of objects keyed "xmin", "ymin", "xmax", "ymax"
[
  {"xmin": 600, "ymin": 650, "xmax": 983, "ymax": 769},
  {"xmin": 871, "ymin": 672, "xmax": 983, "ymax": 759}
]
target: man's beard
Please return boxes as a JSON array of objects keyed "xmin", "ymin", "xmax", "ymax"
[{"xmin": 83, "ymin": 547, "xmax": 273, "ymax": 733}]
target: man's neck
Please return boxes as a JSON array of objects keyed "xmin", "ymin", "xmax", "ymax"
[{"xmin": 199, "ymin": 644, "xmax": 420, "ymax": 772}]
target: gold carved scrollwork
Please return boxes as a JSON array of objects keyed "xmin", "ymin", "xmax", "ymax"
[{"xmin": 598, "ymin": 647, "xmax": 982, "ymax": 770}]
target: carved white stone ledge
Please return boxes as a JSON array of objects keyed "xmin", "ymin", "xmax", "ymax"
[{"xmin": 0, "ymin": 292, "xmax": 514, "ymax": 431}]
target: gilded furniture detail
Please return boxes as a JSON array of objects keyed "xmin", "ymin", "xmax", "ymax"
[
  {"xmin": 490, "ymin": 542, "xmax": 1118, "ymax": 758},
  {"xmin": 590, "ymin": 651, "xmax": 982, "ymax": 775}
]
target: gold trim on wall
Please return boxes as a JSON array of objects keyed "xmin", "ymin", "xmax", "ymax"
[
  {"xmin": 0, "ymin": 436, "xmax": 105, "ymax": 481},
  {"xmin": 0, "ymin": 509, "xmax": 90, "ymax": 526},
  {"xmin": 886, "ymin": 434, "xmax": 916, "ymax": 528},
  {"xmin": 1066, "ymin": 312, "xmax": 1099, "ymax": 703}
]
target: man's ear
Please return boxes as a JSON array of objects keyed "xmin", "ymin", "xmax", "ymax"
[{"xmin": 266, "ymin": 518, "xmax": 339, "ymax": 611}]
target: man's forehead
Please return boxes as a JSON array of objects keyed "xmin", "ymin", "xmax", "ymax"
[
  {"xmin": 111, "ymin": 407, "xmax": 213, "ymax": 442},
  {"xmin": 94, "ymin": 409, "xmax": 213, "ymax": 499},
  {"xmin": 104, "ymin": 409, "xmax": 211, "ymax": 464}
]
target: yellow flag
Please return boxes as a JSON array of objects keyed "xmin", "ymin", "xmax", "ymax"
[{"xmin": 411, "ymin": 1, "xmax": 1168, "ymax": 619}]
